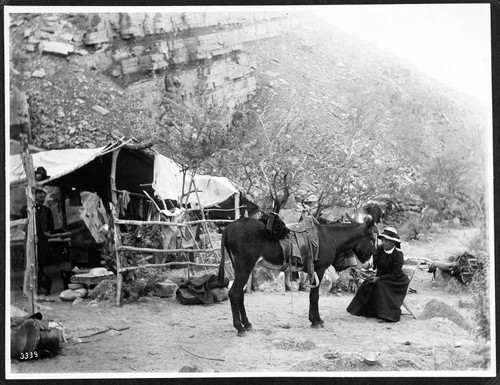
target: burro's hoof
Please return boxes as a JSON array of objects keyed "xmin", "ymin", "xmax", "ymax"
[
  {"xmin": 237, "ymin": 330, "xmax": 247, "ymax": 337},
  {"xmin": 244, "ymin": 325, "xmax": 253, "ymax": 332},
  {"xmin": 311, "ymin": 323, "xmax": 322, "ymax": 329}
]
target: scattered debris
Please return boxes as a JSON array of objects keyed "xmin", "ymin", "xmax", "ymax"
[
  {"xmin": 74, "ymin": 326, "xmax": 130, "ymax": 339},
  {"xmin": 395, "ymin": 358, "xmax": 418, "ymax": 368},
  {"xmin": 178, "ymin": 344, "xmax": 225, "ymax": 362},
  {"xmin": 274, "ymin": 338, "xmax": 316, "ymax": 351}
]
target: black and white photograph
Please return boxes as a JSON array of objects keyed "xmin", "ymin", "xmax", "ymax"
[{"xmin": 4, "ymin": 3, "xmax": 496, "ymax": 380}]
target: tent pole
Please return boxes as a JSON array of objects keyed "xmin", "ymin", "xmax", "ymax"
[
  {"xmin": 234, "ymin": 192, "xmax": 240, "ymax": 220},
  {"xmin": 60, "ymin": 190, "xmax": 68, "ymax": 230},
  {"xmin": 110, "ymin": 204, "xmax": 123, "ymax": 306},
  {"xmin": 110, "ymin": 149, "xmax": 121, "ymax": 207},
  {"xmin": 20, "ymin": 135, "xmax": 37, "ymax": 314},
  {"xmin": 110, "ymin": 149, "xmax": 124, "ymax": 306},
  {"xmin": 191, "ymin": 177, "xmax": 218, "ymax": 265}
]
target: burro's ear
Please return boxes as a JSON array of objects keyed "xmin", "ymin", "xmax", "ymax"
[{"xmin": 364, "ymin": 214, "xmax": 374, "ymax": 229}]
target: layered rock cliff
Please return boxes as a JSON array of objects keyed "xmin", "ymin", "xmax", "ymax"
[{"xmin": 9, "ymin": 11, "xmax": 300, "ymax": 148}]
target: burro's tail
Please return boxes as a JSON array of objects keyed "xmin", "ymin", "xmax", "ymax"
[{"xmin": 218, "ymin": 226, "xmax": 228, "ymax": 288}]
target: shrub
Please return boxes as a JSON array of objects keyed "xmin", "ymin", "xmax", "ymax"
[{"xmin": 466, "ymin": 227, "xmax": 490, "ymax": 340}]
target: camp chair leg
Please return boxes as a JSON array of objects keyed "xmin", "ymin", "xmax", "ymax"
[{"xmin": 402, "ymin": 301, "xmax": 417, "ymax": 319}]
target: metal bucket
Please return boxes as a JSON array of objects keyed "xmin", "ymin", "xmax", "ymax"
[
  {"xmin": 11, "ymin": 319, "xmax": 40, "ymax": 359},
  {"xmin": 38, "ymin": 328, "xmax": 62, "ymax": 357}
]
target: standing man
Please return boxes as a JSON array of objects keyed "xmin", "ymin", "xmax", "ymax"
[{"xmin": 34, "ymin": 187, "xmax": 54, "ymax": 294}]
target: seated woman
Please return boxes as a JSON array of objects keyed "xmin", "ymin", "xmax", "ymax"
[{"xmin": 346, "ymin": 227, "xmax": 409, "ymax": 322}]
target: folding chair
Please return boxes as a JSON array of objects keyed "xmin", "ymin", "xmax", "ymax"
[{"xmin": 401, "ymin": 264, "xmax": 417, "ymax": 319}]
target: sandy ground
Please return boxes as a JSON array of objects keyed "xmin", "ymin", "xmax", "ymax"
[{"xmin": 7, "ymin": 226, "xmax": 493, "ymax": 377}]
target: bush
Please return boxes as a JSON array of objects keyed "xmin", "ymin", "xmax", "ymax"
[{"xmin": 466, "ymin": 228, "xmax": 490, "ymax": 340}]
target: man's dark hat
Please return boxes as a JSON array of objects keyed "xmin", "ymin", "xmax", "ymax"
[{"xmin": 35, "ymin": 167, "xmax": 49, "ymax": 180}]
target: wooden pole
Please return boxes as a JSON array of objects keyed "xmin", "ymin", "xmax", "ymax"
[
  {"xmin": 110, "ymin": 149, "xmax": 121, "ymax": 208},
  {"xmin": 190, "ymin": 177, "xmax": 219, "ymax": 265},
  {"xmin": 234, "ymin": 192, "xmax": 240, "ymax": 220},
  {"xmin": 110, "ymin": 204, "xmax": 124, "ymax": 306},
  {"xmin": 119, "ymin": 261, "xmax": 219, "ymax": 272},
  {"xmin": 20, "ymin": 135, "xmax": 37, "ymax": 314},
  {"xmin": 117, "ymin": 245, "xmax": 220, "ymax": 254},
  {"xmin": 60, "ymin": 190, "xmax": 68, "ymax": 231},
  {"xmin": 114, "ymin": 218, "xmax": 232, "ymax": 226},
  {"xmin": 110, "ymin": 149, "xmax": 124, "ymax": 306}
]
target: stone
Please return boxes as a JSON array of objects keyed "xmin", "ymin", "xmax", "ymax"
[
  {"xmin": 68, "ymin": 283, "xmax": 84, "ymax": 290},
  {"xmin": 92, "ymin": 105, "xmax": 109, "ymax": 115},
  {"xmin": 60, "ymin": 289, "xmax": 78, "ymax": 301},
  {"xmin": 179, "ymin": 365, "xmax": 203, "ymax": 373},
  {"xmin": 39, "ymin": 41, "xmax": 74, "ymax": 56},
  {"xmin": 320, "ymin": 266, "xmax": 339, "ymax": 294},
  {"xmin": 88, "ymin": 279, "xmax": 117, "ymax": 301},
  {"xmin": 419, "ymin": 298, "xmax": 471, "ymax": 331},
  {"xmin": 61, "ymin": 33, "xmax": 74, "ymax": 41},
  {"xmin": 11, "ymin": 305, "xmax": 28, "ymax": 318},
  {"xmin": 252, "ymin": 266, "xmax": 284, "ymax": 292},
  {"xmin": 154, "ymin": 280, "xmax": 178, "ymax": 298},
  {"xmin": 31, "ymin": 68, "xmax": 47, "ymax": 78},
  {"xmin": 211, "ymin": 287, "xmax": 229, "ymax": 302},
  {"xmin": 74, "ymin": 288, "xmax": 89, "ymax": 298}
]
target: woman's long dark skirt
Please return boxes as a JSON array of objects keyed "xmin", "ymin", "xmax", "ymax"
[{"xmin": 346, "ymin": 278, "xmax": 409, "ymax": 322}]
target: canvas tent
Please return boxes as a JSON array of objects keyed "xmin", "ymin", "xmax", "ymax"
[{"xmin": 9, "ymin": 142, "xmax": 257, "ymax": 218}]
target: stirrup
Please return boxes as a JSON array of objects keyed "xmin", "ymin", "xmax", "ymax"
[{"xmin": 304, "ymin": 272, "xmax": 319, "ymax": 288}]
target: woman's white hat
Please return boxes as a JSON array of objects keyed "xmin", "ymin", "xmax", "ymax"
[{"xmin": 379, "ymin": 227, "xmax": 400, "ymax": 243}]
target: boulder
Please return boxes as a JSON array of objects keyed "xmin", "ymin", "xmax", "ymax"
[
  {"xmin": 211, "ymin": 287, "xmax": 229, "ymax": 302},
  {"xmin": 60, "ymin": 289, "xmax": 78, "ymax": 302},
  {"xmin": 154, "ymin": 279, "xmax": 178, "ymax": 298},
  {"xmin": 252, "ymin": 266, "xmax": 284, "ymax": 292},
  {"xmin": 31, "ymin": 68, "xmax": 47, "ymax": 78},
  {"xmin": 320, "ymin": 266, "xmax": 339, "ymax": 294},
  {"xmin": 332, "ymin": 269, "xmax": 351, "ymax": 292},
  {"xmin": 11, "ymin": 305, "xmax": 28, "ymax": 318},
  {"xmin": 88, "ymin": 279, "xmax": 117, "ymax": 301},
  {"xmin": 39, "ymin": 41, "xmax": 74, "ymax": 55},
  {"xmin": 419, "ymin": 298, "xmax": 471, "ymax": 331},
  {"xmin": 74, "ymin": 288, "xmax": 88, "ymax": 298}
]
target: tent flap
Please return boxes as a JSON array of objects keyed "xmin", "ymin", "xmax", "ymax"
[
  {"xmin": 9, "ymin": 146, "xmax": 107, "ymax": 186},
  {"xmin": 10, "ymin": 146, "xmax": 248, "ymax": 211},
  {"xmin": 152, "ymin": 153, "xmax": 239, "ymax": 208}
]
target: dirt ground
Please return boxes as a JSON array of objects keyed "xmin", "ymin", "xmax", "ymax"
[{"xmin": 7, "ymin": 226, "xmax": 493, "ymax": 377}]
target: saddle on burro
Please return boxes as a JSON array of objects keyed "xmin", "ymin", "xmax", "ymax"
[{"xmin": 258, "ymin": 212, "xmax": 320, "ymax": 287}]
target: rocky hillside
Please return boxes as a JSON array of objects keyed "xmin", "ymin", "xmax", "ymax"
[
  {"xmin": 8, "ymin": 11, "xmax": 487, "ymax": 221},
  {"xmin": 8, "ymin": 12, "xmax": 299, "ymax": 150},
  {"xmin": 9, "ymin": 11, "xmax": 483, "ymax": 150}
]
